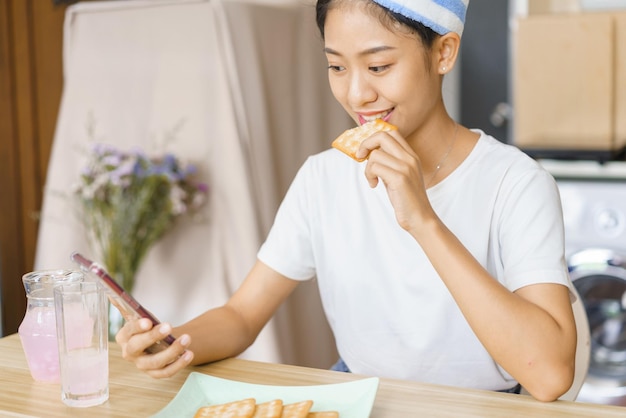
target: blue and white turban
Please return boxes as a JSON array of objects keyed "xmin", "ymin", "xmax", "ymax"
[{"xmin": 372, "ymin": 0, "xmax": 469, "ymax": 36}]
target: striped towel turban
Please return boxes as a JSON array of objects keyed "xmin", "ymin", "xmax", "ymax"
[{"xmin": 372, "ymin": 0, "xmax": 469, "ymax": 36}]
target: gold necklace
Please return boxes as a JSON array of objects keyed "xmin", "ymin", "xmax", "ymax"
[{"xmin": 425, "ymin": 122, "xmax": 459, "ymax": 187}]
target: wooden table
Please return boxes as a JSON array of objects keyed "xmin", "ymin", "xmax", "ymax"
[{"xmin": 1, "ymin": 334, "xmax": 625, "ymax": 417}]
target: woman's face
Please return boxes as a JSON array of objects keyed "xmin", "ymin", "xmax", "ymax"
[{"xmin": 323, "ymin": 2, "xmax": 442, "ymax": 139}]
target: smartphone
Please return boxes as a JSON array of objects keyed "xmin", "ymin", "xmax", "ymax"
[{"xmin": 70, "ymin": 251, "xmax": 175, "ymax": 354}]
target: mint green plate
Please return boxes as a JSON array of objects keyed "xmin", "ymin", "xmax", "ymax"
[{"xmin": 152, "ymin": 372, "xmax": 379, "ymax": 418}]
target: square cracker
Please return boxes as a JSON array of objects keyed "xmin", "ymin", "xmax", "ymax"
[
  {"xmin": 331, "ymin": 119, "xmax": 397, "ymax": 162},
  {"xmin": 280, "ymin": 400, "xmax": 313, "ymax": 418},
  {"xmin": 194, "ymin": 398, "xmax": 256, "ymax": 418},
  {"xmin": 253, "ymin": 399, "xmax": 284, "ymax": 418}
]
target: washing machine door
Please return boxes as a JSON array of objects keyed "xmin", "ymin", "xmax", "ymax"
[{"xmin": 569, "ymin": 248, "xmax": 626, "ymax": 405}]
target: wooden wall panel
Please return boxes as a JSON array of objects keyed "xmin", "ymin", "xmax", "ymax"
[
  {"xmin": 32, "ymin": 0, "xmax": 65, "ymax": 184},
  {"xmin": 0, "ymin": 0, "xmax": 68, "ymax": 336},
  {"xmin": 12, "ymin": 1, "xmax": 39, "ymax": 293},
  {"xmin": 0, "ymin": 0, "xmax": 27, "ymax": 336}
]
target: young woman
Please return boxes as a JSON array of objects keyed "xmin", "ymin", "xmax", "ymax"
[{"xmin": 116, "ymin": 0, "xmax": 577, "ymax": 402}]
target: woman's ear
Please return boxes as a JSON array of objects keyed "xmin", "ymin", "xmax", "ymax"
[{"xmin": 435, "ymin": 33, "xmax": 461, "ymax": 75}]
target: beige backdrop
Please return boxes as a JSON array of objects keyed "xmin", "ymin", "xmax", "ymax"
[{"xmin": 34, "ymin": 0, "xmax": 352, "ymax": 368}]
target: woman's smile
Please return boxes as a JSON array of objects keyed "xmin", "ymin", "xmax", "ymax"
[{"xmin": 358, "ymin": 109, "xmax": 394, "ymax": 124}]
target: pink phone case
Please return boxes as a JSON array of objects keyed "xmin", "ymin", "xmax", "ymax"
[{"xmin": 70, "ymin": 252, "xmax": 175, "ymax": 353}]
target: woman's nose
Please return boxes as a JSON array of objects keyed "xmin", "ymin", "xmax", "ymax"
[{"xmin": 347, "ymin": 73, "xmax": 376, "ymax": 107}]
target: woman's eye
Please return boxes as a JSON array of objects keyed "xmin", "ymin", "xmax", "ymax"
[
  {"xmin": 328, "ymin": 65, "xmax": 345, "ymax": 72},
  {"xmin": 369, "ymin": 65, "xmax": 390, "ymax": 73}
]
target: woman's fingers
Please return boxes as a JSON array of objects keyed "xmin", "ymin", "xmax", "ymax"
[
  {"xmin": 116, "ymin": 318, "xmax": 157, "ymax": 358},
  {"xmin": 116, "ymin": 318, "xmax": 194, "ymax": 378},
  {"xmin": 356, "ymin": 130, "xmax": 413, "ymax": 162},
  {"xmin": 360, "ymin": 131, "xmax": 422, "ymax": 187},
  {"xmin": 143, "ymin": 350, "xmax": 195, "ymax": 379},
  {"xmin": 133, "ymin": 336, "xmax": 194, "ymax": 378},
  {"xmin": 356, "ymin": 130, "xmax": 435, "ymax": 231}
]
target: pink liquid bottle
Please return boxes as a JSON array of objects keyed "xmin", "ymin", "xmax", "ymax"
[{"xmin": 18, "ymin": 269, "xmax": 83, "ymax": 383}]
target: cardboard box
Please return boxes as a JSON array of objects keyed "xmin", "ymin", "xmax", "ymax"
[
  {"xmin": 616, "ymin": 13, "xmax": 626, "ymax": 149},
  {"xmin": 527, "ymin": 0, "xmax": 580, "ymax": 15},
  {"xmin": 513, "ymin": 13, "xmax": 614, "ymax": 150}
]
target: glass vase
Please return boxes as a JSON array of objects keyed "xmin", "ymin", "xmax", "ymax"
[
  {"xmin": 106, "ymin": 270, "xmax": 134, "ymax": 341},
  {"xmin": 108, "ymin": 303, "xmax": 125, "ymax": 341}
]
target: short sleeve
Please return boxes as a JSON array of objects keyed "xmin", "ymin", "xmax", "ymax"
[
  {"xmin": 257, "ymin": 159, "xmax": 317, "ymax": 280},
  {"xmin": 497, "ymin": 167, "xmax": 570, "ymax": 291}
]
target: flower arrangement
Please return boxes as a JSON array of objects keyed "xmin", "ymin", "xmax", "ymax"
[{"xmin": 73, "ymin": 143, "xmax": 208, "ymax": 295}]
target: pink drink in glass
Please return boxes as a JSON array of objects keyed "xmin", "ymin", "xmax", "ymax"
[
  {"xmin": 18, "ymin": 269, "xmax": 83, "ymax": 383},
  {"xmin": 56, "ymin": 281, "xmax": 109, "ymax": 407},
  {"xmin": 61, "ymin": 347, "xmax": 109, "ymax": 406},
  {"xmin": 18, "ymin": 305, "xmax": 60, "ymax": 382}
]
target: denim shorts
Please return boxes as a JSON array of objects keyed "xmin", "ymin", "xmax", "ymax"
[
  {"xmin": 330, "ymin": 358, "xmax": 521, "ymax": 394},
  {"xmin": 330, "ymin": 358, "xmax": 351, "ymax": 373}
]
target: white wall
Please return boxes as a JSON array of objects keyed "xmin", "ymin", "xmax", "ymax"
[{"xmin": 443, "ymin": 61, "xmax": 461, "ymax": 122}]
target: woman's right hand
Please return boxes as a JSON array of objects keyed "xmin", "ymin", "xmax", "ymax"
[
  {"xmin": 357, "ymin": 129, "xmax": 436, "ymax": 234},
  {"xmin": 116, "ymin": 317, "xmax": 194, "ymax": 378}
]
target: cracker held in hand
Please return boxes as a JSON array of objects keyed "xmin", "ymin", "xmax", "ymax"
[
  {"xmin": 331, "ymin": 119, "xmax": 397, "ymax": 162},
  {"xmin": 194, "ymin": 398, "xmax": 256, "ymax": 418}
]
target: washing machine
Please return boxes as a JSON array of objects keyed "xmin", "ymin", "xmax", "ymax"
[{"xmin": 541, "ymin": 159, "xmax": 626, "ymax": 406}]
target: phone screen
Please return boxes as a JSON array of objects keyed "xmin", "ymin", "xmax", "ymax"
[{"xmin": 70, "ymin": 252, "xmax": 175, "ymax": 353}]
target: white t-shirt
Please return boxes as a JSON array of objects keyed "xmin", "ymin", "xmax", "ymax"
[{"xmin": 257, "ymin": 131, "xmax": 570, "ymax": 390}]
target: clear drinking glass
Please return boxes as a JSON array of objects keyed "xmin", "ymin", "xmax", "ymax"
[{"xmin": 54, "ymin": 280, "xmax": 109, "ymax": 407}]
